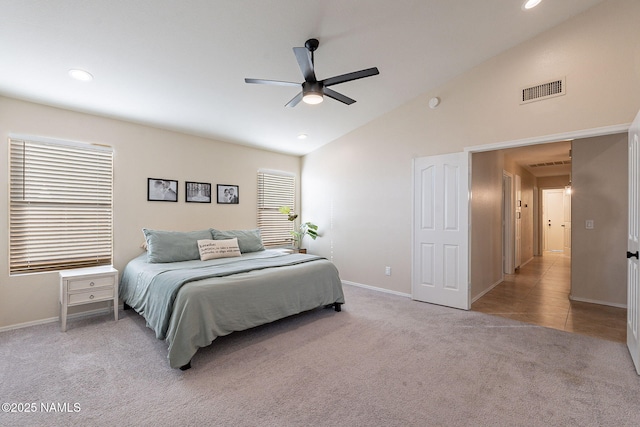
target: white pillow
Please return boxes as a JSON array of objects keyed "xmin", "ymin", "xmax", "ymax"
[{"xmin": 197, "ymin": 238, "xmax": 241, "ymax": 261}]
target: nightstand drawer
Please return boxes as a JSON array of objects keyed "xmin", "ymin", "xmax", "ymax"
[
  {"xmin": 68, "ymin": 275, "xmax": 115, "ymax": 291},
  {"xmin": 68, "ymin": 288, "xmax": 115, "ymax": 305}
]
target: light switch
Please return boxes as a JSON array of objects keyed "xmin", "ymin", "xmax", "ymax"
[{"xmin": 585, "ymin": 220, "xmax": 594, "ymax": 229}]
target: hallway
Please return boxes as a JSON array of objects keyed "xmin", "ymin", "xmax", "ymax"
[{"xmin": 471, "ymin": 252, "xmax": 627, "ymax": 343}]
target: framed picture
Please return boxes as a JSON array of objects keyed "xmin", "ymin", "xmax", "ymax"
[
  {"xmin": 217, "ymin": 184, "xmax": 239, "ymax": 204},
  {"xmin": 148, "ymin": 178, "xmax": 178, "ymax": 202},
  {"xmin": 186, "ymin": 181, "xmax": 212, "ymax": 203}
]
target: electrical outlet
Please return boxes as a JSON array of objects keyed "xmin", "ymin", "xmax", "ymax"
[
  {"xmin": 586, "ymin": 220, "xmax": 594, "ymax": 229},
  {"xmin": 385, "ymin": 266, "xmax": 391, "ymax": 276}
]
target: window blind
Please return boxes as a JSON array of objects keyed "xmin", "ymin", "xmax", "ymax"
[
  {"xmin": 257, "ymin": 171, "xmax": 295, "ymax": 247},
  {"xmin": 9, "ymin": 137, "xmax": 114, "ymax": 274}
]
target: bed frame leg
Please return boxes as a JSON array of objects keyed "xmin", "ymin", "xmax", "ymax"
[
  {"xmin": 324, "ymin": 303, "xmax": 343, "ymax": 312},
  {"xmin": 179, "ymin": 361, "xmax": 191, "ymax": 371}
]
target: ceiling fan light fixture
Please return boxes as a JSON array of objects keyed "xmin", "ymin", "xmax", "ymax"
[
  {"xmin": 302, "ymin": 81, "xmax": 324, "ymax": 105},
  {"xmin": 302, "ymin": 93, "xmax": 323, "ymax": 105}
]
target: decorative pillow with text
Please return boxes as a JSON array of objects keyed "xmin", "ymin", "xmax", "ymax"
[{"xmin": 197, "ymin": 238, "xmax": 242, "ymax": 261}]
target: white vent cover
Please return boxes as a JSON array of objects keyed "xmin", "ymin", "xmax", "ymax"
[
  {"xmin": 521, "ymin": 77, "xmax": 565, "ymax": 104},
  {"xmin": 528, "ymin": 160, "xmax": 571, "ymax": 168}
]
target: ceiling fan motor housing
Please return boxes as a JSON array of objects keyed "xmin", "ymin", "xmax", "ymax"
[{"xmin": 303, "ymin": 81, "xmax": 323, "ymax": 94}]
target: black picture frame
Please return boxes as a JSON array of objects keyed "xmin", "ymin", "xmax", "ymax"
[
  {"xmin": 217, "ymin": 184, "xmax": 239, "ymax": 204},
  {"xmin": 185, "ymin": 181, "xmax": 212, "ymax": 203},
  {"xmin": 148, "ymin": 178, "xmax": 178, "ymax": 202}
]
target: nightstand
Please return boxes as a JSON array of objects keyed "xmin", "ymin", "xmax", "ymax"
[{"xmin": 59, "ymin": 266, "xmax": 119, "ymax": 332}]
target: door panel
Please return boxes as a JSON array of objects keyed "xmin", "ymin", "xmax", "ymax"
[
  {"xmin": 515, "ymin": 174, "xmax": 522, "ymax": 268},
  {"xmin": 627, "ymin": 110, "xmax": 640, "ymax": 375},
  {"xmin": 413, "ymin": 153, "xmax": 469, "ymax": 310},
  {"xmin": 563, "ymin": 187, "xmax": 572, "ymax": 256},
  {"xmin": 503, "ymin": 172, "xmax": 514, "ymax": 274}
]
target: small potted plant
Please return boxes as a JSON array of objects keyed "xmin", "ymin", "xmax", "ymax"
[{"xmin": 278, "ymin": 206, "xmax": 318, "ymax": 252}]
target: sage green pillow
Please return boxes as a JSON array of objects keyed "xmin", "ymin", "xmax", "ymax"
[
  {"xmin": 143, "ymin": 228, "xmax": 214, "ymax": 263},
  {"xmin": 210, "ymin": 228, "xmax": 265, "ymax": 253}
]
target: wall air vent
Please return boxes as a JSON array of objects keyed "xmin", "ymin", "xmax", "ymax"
[
  {"xmin": 520, "ymin": 77, "xmax": 565, "ymax": 104},
  {"xmin": 528, "ymin": 160, "xmax": 571, "ymax": 168}
]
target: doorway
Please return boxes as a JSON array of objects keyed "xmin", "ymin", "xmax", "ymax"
[{"xmin": 470, "ymin": 133, "xmax": 628, "ymax": 343}]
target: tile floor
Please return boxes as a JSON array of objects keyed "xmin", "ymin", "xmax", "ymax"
[{"xmin": 471, "ymin": 252, "xmax": 627, "ymax": 343}]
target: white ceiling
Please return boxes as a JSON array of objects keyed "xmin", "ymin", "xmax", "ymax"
[
  {"xmin": 0, "ymin": 0, "xmax": 606, "ymax": 156},
  {"xmin": 502, "ymin": 140, "xmax": 573, "ymax": 177}
]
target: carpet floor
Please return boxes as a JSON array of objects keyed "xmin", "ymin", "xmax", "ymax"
[{"xmin": 1, "ymin": 284, "xmax": 640, "ymax": 426}]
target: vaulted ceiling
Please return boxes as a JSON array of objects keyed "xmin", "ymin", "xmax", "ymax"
[{"xmin": 0, "ymin": 0, "xmax": 605, "ymax": 156}]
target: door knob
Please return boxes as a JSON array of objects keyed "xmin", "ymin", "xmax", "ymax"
[{"xmin": 627, "ymin": 251, "xmax": 639, "ymax": 259}]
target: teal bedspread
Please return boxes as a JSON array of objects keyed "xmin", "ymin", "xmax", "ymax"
[{"xmin": 120, "ymin": 250, "xmax": 344, "ymax": 368}]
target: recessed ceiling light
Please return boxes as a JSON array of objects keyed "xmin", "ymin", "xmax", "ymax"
[
  {"xmin": 522, "ymin": 0, "xmax": 542, "ymax": 10},
  {"xmin": 297, "ymin": 133, "xmax": 308, "ymax": 140},
  {"xmin": 68, "ymin": 69, "xmax": 93, "ymax": 82}
]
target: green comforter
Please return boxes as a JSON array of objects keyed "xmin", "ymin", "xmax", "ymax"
[{"xmin": 120, "ymin": 250, "xmax": 344, "ymax": 368}]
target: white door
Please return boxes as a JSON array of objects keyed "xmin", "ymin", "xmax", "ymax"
[
  {"xmin": 515, "ymin": 174, "xmax": 522, "ymax": 268},
  {"xmin": 563, "ymin": 186, "xmax": 572, "ymax": 256},
  {"xmin": 627, "ymin": 110, "xmax": 640, "ymax": 375},
  {"xmin": 412, "ymin": 152, "xmax": 469, "ymax": 310},
  {"xmin": 503, "ymin": 172, "xmax": 514, "ymax": 274},
  {"xmin": 543, "ymin": 189, "xmax": 565, "ymax": 252}
]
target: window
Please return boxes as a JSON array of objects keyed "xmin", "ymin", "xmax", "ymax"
[
  {"xmin": 9, "ymin": 136, "xmax": 113, "ymax": 274},
  {"xmin": 257, "ymin": 170, "xmax": 295, "ymax": 247}
]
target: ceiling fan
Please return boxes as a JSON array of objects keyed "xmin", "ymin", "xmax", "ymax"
[{"xmin": 245, "ymin": 38, "xmax": 380, "ymax": 108}]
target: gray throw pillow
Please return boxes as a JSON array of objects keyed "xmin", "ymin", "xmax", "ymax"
[
  {"xmin": 143, "ymin": 228, "xmax": 214, "ymax": 263},
  {"xmin": 210, "ymin": 228, "xmax": 265, "ymax": 253}
]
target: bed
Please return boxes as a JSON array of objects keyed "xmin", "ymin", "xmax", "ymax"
[{"xmin": 119, "ymin": 228, "xmax": 345, "ymax": 369}]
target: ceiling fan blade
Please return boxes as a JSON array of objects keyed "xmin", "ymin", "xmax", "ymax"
[
  {"xmin": 323, "ymin": 88, "xmax": 356, "ymax": 105},
  {"xmin": 244, "ymin": 78, "xmax": 300, "ymax": 87},
  {"xmin": 322, "ymin": 67, "xmax": 380, "ymax": 87},
  {"xmin": 285, "ymin": 92, "xmax": 304, "ymax": 108},
  {"xmin": 293, "ymin": 47, "xmax": 316, "ymax": 82}
]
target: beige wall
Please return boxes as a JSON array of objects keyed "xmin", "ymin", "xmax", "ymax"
[
  {"xmin": 302, "ymin": 0, "xmax": 640, "ymax": 296},
  {"xmin": 571, "ymin": 134, "xmax": 628, "ymax": 305},
  {"xmin": 537, "ymin": 175, "xmax": 571, "ymax": 189},
  {"xmin": 0, "ymin": 97, "xmax": 300, "ymax": 329},
  {"xmin": 470, "ymin": 150, "xmax": 504, "ymax": 299}
]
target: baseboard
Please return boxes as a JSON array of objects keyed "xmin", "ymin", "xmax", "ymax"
[
  {"xmin": 519, "ymin": 256, "xmax": 534, "ymax": 268},
  {"xmin": 471, "ymin": 277, "xmax": 504, "ymax": 303},
  {"xmin": 0, "ymin": 305, "xmax": 123, "ymax": 333},
  {"xmin": 569, "ymin": 295, "xmax": 627, "ymax": 309},
  {"xmin": 342, "ymin": 280, "xmax": 412, "ymax": 299}
]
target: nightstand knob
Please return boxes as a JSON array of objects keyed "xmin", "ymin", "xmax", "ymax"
[
  {"xmin": 89, "ymin": 294, "xmax": 95, "ymax": 299},
  {"xmin": 90, "ymin": 281, "xmax": 95, "ymax": 286}
]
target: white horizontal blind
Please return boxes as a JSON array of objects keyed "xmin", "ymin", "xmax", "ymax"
[
  {"xmin": 9, "ymin": 137, "xmax": 113, "ymax": 274},
  {"xmin": 257, "ymin": 171, "xmax": 295, "ymax": 247}
]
